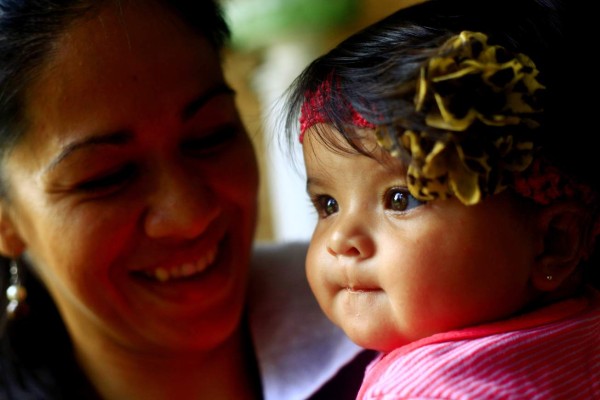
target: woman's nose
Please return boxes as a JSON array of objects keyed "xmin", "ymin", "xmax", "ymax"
[
  {"xmin": 143, "ymin": 167, "xmax": 221, "ymax": 239},
  {"xmin": 326, "ymin": 215, "xmax": 375, "ymax": 259}
]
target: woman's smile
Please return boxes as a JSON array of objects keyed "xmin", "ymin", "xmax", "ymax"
[{"xmin": 137, "ymin": 245, "xmax": 218, "ymax": 282}]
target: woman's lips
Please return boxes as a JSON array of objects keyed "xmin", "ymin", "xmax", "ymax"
[{"xmin": 138, "ymin": 246, "xmax": 218, "ymax": 282}]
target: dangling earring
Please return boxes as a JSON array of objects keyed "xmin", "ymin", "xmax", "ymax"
[{"xmin": 6, "ymin": 258, "xmax": 27, "ymax": 319}]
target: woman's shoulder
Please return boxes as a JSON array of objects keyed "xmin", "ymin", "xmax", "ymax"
[
  {"xmin": 0, "ymin": 271, "xmax": 91, "ymax": 399},
  {"xmin": 250, "ymin": 240, "xmax": 308, "ymax": 269},
  {"xmin": 0, "ymin": 327, "xmax": 69, "ymax": 399},
  {"xmin": 248, "ymin": 240, "xmax": 312, "ymax": 320}
]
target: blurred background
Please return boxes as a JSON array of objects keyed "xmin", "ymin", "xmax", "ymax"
[{"xmin": 220, "ymin": 0, "xmax": 423, "ymax": 243}]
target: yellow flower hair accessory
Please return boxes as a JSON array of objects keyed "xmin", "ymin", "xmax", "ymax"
[{"xmin": 377, "ymin": 31, "xmax": 545, "ymax": 205}]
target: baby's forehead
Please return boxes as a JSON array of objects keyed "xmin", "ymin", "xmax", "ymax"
[
  {"xmin": 303, "ymin": 123, "xmax": 378, "ymax": 150},
  {"xmin": 302, "ymin": 126, "xmax": 408, "ymax": 171}
]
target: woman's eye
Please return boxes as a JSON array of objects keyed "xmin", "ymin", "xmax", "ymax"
[
  {"xmin": 312, "ymin": 195, "xmax": 339, "ymax": 218},
  {"xmin": 184, "ymin": 125, "xmax": 238, "ymax": 155},
  {"xmin": 76, "ymin": 165, "xmax": 135, "ymax": 194},
  {"xmin": 384, "ymin": 187, "xmax": 424, "ymax": 212}
]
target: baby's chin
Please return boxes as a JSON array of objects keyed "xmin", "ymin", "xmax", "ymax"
[{"xmin": 341, "ymin": 324, "xmax": 411, "ymax": 353}]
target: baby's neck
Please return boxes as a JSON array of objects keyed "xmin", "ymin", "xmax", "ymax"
[{"xmin": 526, "ymin": 280, "xmax": 586, "ymax": 314}]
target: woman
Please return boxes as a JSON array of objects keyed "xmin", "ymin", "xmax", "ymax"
[{"xmin": 0, "ymin": 0, "xmax": 368, "ymax": 398}]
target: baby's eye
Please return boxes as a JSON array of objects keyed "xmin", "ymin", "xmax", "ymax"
[
  {"xmin": 312, "ymin": 195, "xmax": 339, "ymax": 218},
  {"xmin": 384, "ymin": 187, "xmax": 424, "ymax": 212}
]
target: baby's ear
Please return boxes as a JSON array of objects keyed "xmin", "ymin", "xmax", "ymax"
[
  {"xmin": 532, "ymin": 202, "xmax": 591, "ymax": 291},
  {"xmin": 0, "ymin": 202, "xmax": 25, "ymax": 258}
]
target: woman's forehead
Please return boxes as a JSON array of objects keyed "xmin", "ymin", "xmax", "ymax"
[{"xmin": 7, "ymin": 1, "xmax": 226, "ymax": 180}]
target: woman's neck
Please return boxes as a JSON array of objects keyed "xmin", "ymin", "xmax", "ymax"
[{"xmin": 73, "ymin": 324, "xmax": 261, "ymax": 400}]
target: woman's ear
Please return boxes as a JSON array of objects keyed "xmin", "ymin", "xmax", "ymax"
[
  {"xmin": 532, "ymin": 202, "xmax": 590, "ymax": 291},
  {"xmin": 0, "ymin": 202, "xmax": 25, "ymax": 258}
]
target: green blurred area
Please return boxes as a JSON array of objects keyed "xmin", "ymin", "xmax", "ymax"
[{"xmin": 221, "ymin": 0, "xmax": 359, "ymax": 49}]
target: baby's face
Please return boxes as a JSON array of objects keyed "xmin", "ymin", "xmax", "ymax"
[{"xmin": 303, "ymin": 125, "xmax": 539, "ymax": 352}]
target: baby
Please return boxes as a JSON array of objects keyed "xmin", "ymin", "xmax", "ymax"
[{"xmin": 284, "ymin": 0, "xmax": 600, "ymax": 398}]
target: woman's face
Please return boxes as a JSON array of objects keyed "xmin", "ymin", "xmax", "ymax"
[
  {"xmin": 303, "ymin": 127, "xmax": 538, "ymax": 352},
  {"xmin": 0, "ymin": 1, "xmax": 258, "ymax": 352}
]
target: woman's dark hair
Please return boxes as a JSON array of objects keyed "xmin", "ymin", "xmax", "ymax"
[
  {"xmin": 0, "ymin": 1, "xmax": 230, "ymax": 397},
  {"xmin": 283, "ymin": 0, "xmax": 599, "ymax": 287}
]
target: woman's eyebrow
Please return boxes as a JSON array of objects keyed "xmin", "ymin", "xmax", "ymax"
[
  {"xmin": 182, "ymin": 83, "xmax": 235, "ymax": 121},
  {"xmin": 44, "ymin": 130, "xmax": 133, "ymax": 173},
  {"xmin": 44, "ymin": 84, "xmax": 235, "ymax": 174}
]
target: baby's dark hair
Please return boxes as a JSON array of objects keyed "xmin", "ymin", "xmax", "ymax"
[
  {"xmin": 284, "ymin": 0, "xmax": 599, "ymax": 288},
  {"xmin": 286, "ymin": 0, "xmax": 565, "ymax": 159}
]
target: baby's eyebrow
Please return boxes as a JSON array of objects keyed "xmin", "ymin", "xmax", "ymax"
[
  {"xmin": 305, "ymin": 175, "xmax": 330, "ymax": 193},
  {"xmin": 306, "ymin": 177, "xmax": 318, "ymax": 190}
]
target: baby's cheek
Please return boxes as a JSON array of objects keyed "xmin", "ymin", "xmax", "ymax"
[{"xmin": 305, "ymin": 250, "xmax": 333, "ymax": 306}]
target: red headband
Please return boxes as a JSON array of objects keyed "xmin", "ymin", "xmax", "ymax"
[{"xmin": 299, "ymin": 79, "xmax": 374, "ymax": 143}]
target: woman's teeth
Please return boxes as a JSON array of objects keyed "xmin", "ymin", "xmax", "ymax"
[{"xmin": 146, "ymin": 248, "xmax": 217, "ymax": 282}]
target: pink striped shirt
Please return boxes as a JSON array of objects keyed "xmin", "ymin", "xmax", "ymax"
[{"xmin": 358, "ymin": 287, "xmax": 600, "ymax": 399}]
